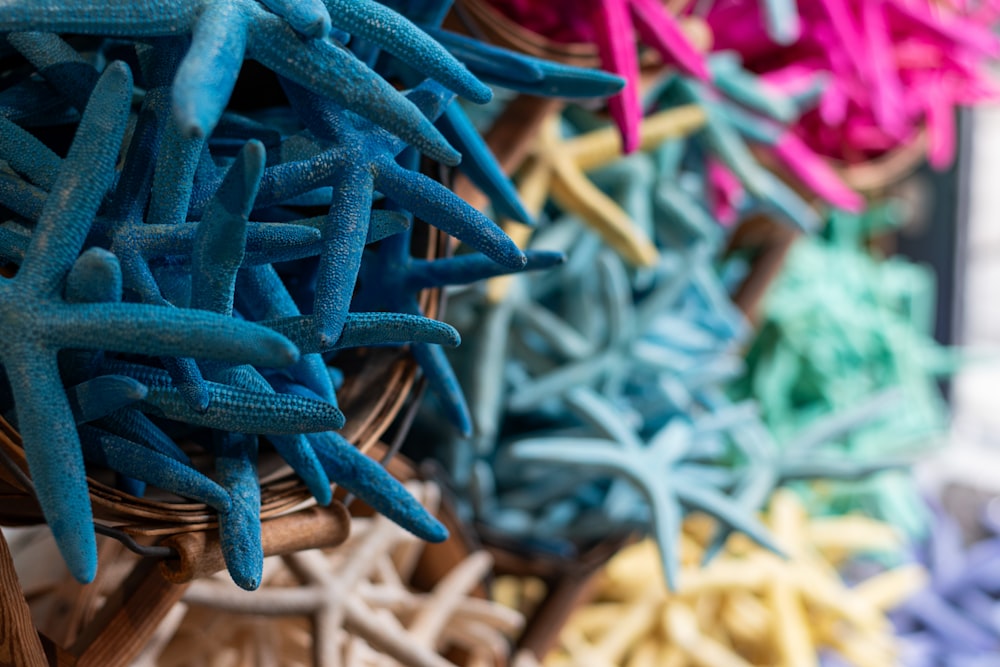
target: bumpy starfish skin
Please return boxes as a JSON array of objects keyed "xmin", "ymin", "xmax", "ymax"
[{"xmin": 0, "ymin": 62, "xmax": 298, "ymax": 583}]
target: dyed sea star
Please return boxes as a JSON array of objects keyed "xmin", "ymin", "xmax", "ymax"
[
  {"xmin": 0, "ymin": 0, "xmax": 494, "ymax": 164},
  {"xmin": 0, "ymin": 62, "xmax": 300, "ymax": 583}
]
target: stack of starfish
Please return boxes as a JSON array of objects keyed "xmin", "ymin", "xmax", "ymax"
[
  {"xmin": 545, "ymin": 490, "xmax": 927, "ymax": 667},
  {"xmin": 0, "ymin": 0, "xmax": 625, "ymax": 590}
]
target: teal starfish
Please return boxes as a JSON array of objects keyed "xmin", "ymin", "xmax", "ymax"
[
  {"xmin": 507, "ymin": 388, "xmax": 781, "ymax": 590},
  {"xmin": 0, "ymin": 62, "xmax": 298, "ymax": 583}
]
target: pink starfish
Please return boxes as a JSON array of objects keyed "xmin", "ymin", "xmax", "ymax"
[{"xmin": 487, "ymin": 0, "xmax": 709, "ymax": 152}]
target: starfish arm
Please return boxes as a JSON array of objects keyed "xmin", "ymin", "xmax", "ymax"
[
  {"xmin": 566, "ymin": 389, "xmax": 645, "ymax": 451},
  {"xmin": 786, "ymin": 390, "xmax": 900, "ymax": 452},
  {"xmin": 369, "ymin": 210, "xmax": 411, "ymax": 243},
  {"xmin": 136, "ymin": 222, "xmax": 319, "ymax": 263},
  {"xmin": 673, "ymin": 478, "xmax": 783, "ymax": 556},
  {"xmin": 509, "ymin": 439, "xmax": 626, "ymax": 474},
  {"xmin": 413, "ymin": 342, "xmax": 473, "ymax": 436},
  {"xmin": 259, "ymin": 0, "xmax": 331, "ymax": 38},
  {"xmin": 596, "ymin": 251, "xmax": 637, "ymax": 346},
  {"xmin": 6, "ymin": 32, "xmax": 99, "ymax": 112},
  {"xmin": 548, "ymin": 154, "xmax": 659, "ymax": 267},
  {"xmin": 428, "ymin": 28, "xmax": 542, "ymax": 84},
  {"xmin": 158, "ymin": 357, "xmax": 211, "ymax": 412},
  {"xmin": 428, "ymin": 28, "xmax": 625, "ymax": 98},
  {"xmin": 0, "ymin": 1, "xmax": 198, "ymax": 36},
  {"xmin": 0, "ymin": 114, "xmax": 61, "ymax": 189},
  {"xmin": 629, "ymin": 0, "xmax": 710, "ymax": 80},
  {"xmin": 438, "ymin": 104, "xmax": 533, "ymax": 224},
  {"xmin": 236, "ymin": 265, "xmax": 337, "ymax": 403},
  {"xmin": 407, "ymin": 249, "xmax": 562, "ymax": 291},
  {"xmin": 514, "ymin": 301, "xmax": 596, "ymax": 360},
  {"xmin": 779, "ymin": 457, "xmax": 909, "ymax": 481},
  {"xmin": 507, "ymin": 356, "xmax": 612, "ymax": 413},
  {"xmin": 77, "ymin": 425, "xmax": 230, "ymax": 511},
  {"xmin": 65, "ymin": 248, "xmax": 123, "ymax": 305},
  {"xmin": 190, "ymin": 140, "xmax": 263, "ymax": 314},
  {"xmin": 321, "ymin": 0, "xmax": 491, "ymax": 104},
  {"xmin": 47, "ymin": 303, "xmax": 299, "ymax": 367},
  {"xmin": 703, "ymin": 464, "xmax": 779, "ymax": 563},
  {"xmin": 0, "ymin": 173, "xmax": 47, "ymax": 221},
  {"xmin": 313, "ymin": 168, "xmax": 373, "ymax": 346},
  {"xmin": 140, "ymin": 380, "xmax": 345, "ymax": 434},
  {"xmin": 68, "ymin": 376, "xmax": 147, "ymax": 424},
  {"xmin": 269, "ymin": 434, "xmax": 332, "ymax": 506},
  {"xmin": 99, "ymin": 408, "xmax": 190, "ymax": 464},
  {"xmin": 248, "ymin": 17, "xmax": 460, "ymax": 166},
  {"xmin": 148, "ymin": 121, "xmax": 204, "ymax": 226},
  {"xmin": 4, "ymin": 347, "xmax": 97, "ymax": 582},
  {"xmin": 208, "ymin": 431, "xmax": 263, "ymax": 591},
  {"xmin": 592, "ymin": 0, "xmax": 641, "ymax": 153},
  {"xmin": 17, "ymin": 62, "xmax": 132, "ymax": 295},
  {"xmin": 709, "ymin": 55, "xmax": 797, "ymax": 123},
  {"xmin": 172, "ymin": 1, "xmax": 250, "ymax": 139},
  {"xmin": 337, "ymin": 311, "xmax": 456, "ymax": 350},
  {"xmin": 376, "ymin": 164, "xmax": 526, "ymax": 270},
  {"xmin": 309, "ymin": 431, "xmax": 448, "ymax": 542},
  {"xmin": 0, "ymin": 226, "xmax": 28, "ymax": 264},
  {"xmin": 754, "ymin": 170, "xmax": 822, "ymax": 233},
  {"xmin": 243, "ymin": 223, "xmax": 323, "ymax": 265},
  {"xmin": 762, "ymin": 0, "xmax": 801, "ymax": 44},
  {"xmin": 646, "ymin": 480, "xmax": 684, "ymax": 591}
]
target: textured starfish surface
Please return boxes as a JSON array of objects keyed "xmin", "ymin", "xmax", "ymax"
[
  {"xmin": 0, "ymin": 0, "xmax": 495, "ymax": 164},
  {"xmin": 545, "ymin": 491, "xmax": 925, "ymax": 667},
  {"xmin": 137, "ymin": 482, "xmax": 524, "ymax": 667},
  {"xmin": 0, "ymin": 61, "xmax": 305, "ymax": 583}
]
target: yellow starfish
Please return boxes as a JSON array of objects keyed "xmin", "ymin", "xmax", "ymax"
[
  {"xmin": 486, "ymin": 103, "xmax": 706, "ymax": 302},
  {"xmin": 545, "ymin": 490, "xmax": 924, "ymax": 667}
]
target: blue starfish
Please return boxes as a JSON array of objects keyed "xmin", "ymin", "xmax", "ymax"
[
  {"xmin": 353, "ymin": 209, "xmax": 561, "ymax": 436},
  {"xmin": 506, "ymin": 249, "xmax": 699, "ymax": 413},
  {"xmin": 507, "ymin": 387, "xmax": 781, "ymax": 590},
  {"xmin": 228, "ymin": 79, "xmax": 527, "ymax": 349},
  {"xmin": 0, "ymin": 0, "xmax": 492, "ymax": 164},
  {"xmin": 368, "ymin": 0, "xmax": 624, "ymax": 224},
  {"xmin": 0, "ymin": 62, "xmax": 300, "ymax": 583}
]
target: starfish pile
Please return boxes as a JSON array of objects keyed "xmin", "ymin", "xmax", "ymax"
[
  {"xmin": 701, "ymin": 0, "xmax": 1000, "ymax": 167},
  {"xmin": 411, "ymin": 104, "xmax": 901, "ymax": 589},
  {"xmin": 732, "ymin": 204, "xmax": 955, "ymax": 536},
  {"xmin": 0, "ymin": 0, "xmax": 627, "ymax": 588},
  {"xmin": 545, "ymin": 490, "xmax": 927, "ymax": 667},
  {"xmin": 138, "ymin": 482, "xmax": 526, "ymax": 667}
]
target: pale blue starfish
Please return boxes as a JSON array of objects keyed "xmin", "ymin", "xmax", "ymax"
[
  {"xmin": 507, "ymin": 387, "xmax": 781, "ymax": 590},
  {"xmin": 0, "ymin": 62, "xmax": 300, "ymax": 583}
]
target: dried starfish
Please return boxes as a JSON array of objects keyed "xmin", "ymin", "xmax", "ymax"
[
  {"xmin": 0, "ymin": 0, "xmax": 493, "ymax": 163},
  {"xmin": 507, "ymin": 387, "xmax": 780, "ymax": 590},
  {"xmin": 514, "ymin": 105, "xmax": 706, "ymax": 267},
  {"xmin": 146, "ymin": 482, "xmax": 521, "ymax": 667},
  {"xmin": 0, "ymin": 62, "xmax": 297, "ymax": 584}
]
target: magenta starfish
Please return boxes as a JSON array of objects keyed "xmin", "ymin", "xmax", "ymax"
[{"xmin": 487, "ymin": 0, "xmax": 708, "ymax": 152}]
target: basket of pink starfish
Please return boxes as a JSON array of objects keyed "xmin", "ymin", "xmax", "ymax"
[{"xmin": 703, "ymin": 0, "xmax": 1000, "ymax": 193}]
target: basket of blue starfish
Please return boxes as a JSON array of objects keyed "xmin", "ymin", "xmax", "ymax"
[{"xmin": 0, "ymin": 0, "xmax": 640, "ymax": 619}]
